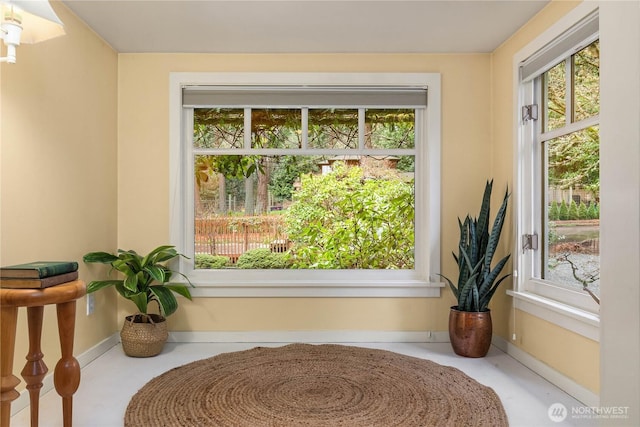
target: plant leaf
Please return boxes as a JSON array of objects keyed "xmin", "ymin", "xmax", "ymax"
[
  {"xmin": 480, "ymin": 274, "xmax": 512, "ymax": 311},
  {"xmin": 149, "ymin": 286, "xmax": 178, "ymax": 317},
  {"xmin": 437, "ymin": 273, "xmax": 458, "ymax": 299},
  {"xmin": 478, "ymin": 254, "xmax": 511, "ymax": 300},
  {"xmin": 128, "ymin": 291, "xmax": 148, "ymax": 314},
  {"xmin": 476, "ymin": 180, "xmax": 493, "ymax": 254},
  {"xmin": 87, "ymin": 280, "xmax": 122, "ymax": 293},
  {"xmin": 146, "ymin": 265, "xmax": 166, "ymax": 282},
  {"xmin": 484, "ymin": 188, "xmax": 510, "ymax": 275},
  {"xmin": 124, "ymin": 273, "xmax": 138, "ymax": 292},
  {"xmin": 165, "ymin": 284, "xmax": 193, "ymax": 300},
  {"xmin": 83, "ymin": 252, "xmax": 119, "ymax": 264}
]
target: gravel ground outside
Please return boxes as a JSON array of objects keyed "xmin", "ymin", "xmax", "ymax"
[{"xmin": 546, "ymin": 253, "xmax": 600, "ymax": 297}]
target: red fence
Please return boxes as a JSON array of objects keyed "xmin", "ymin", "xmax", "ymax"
[{"xmin": 195, "ymin": 216, "xmax": 288, "ymax": 263}]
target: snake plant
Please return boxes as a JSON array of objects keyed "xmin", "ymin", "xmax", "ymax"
[
  {"xmin": 83, "ymin": 245, "xmax": 193, "ymax": 319},
  {"xmin": 440, "ymin": 180, "xmax": 511, "ymax": 312}
]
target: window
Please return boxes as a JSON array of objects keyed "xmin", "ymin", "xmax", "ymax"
[
  {"xmin": 514, "ymin": 8, "xmax": 600, "ymax": 339},
  {"xmin": 170, "ymin": 73, "xmax": 442, "ymax": 297}
]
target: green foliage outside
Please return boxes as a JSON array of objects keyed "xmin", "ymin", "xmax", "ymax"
[
  {"xmin": 545, "ymin": 41, "xmax": 600, "ymax": 197},
  {"xmin": 195, "ymin": 254, "xmax": 230, "ymax": 269},
  {"xmin": 568, "ymin": 200, "xmax": 579, "ymax": 219},
  {"xmin": 236, "ymin": 248, "xmax": 290, "ymax": 269},
  {"xmin": 269, "ymin": 156, "xmax": 320, "ymax": 202},
  {"xmin": 548, "ymin": 200, "xmax": 599, "ymax": 221},
  {"xmin": 194, "ymin": 108, "xmax": 418, "ymax": 269},
  {"xmin": 285, "ymin": 163, "xmax": 414, "ymax": 269}
]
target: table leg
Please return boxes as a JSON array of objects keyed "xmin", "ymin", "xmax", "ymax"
[
  {"xmin": 53, "ymin": 301, "xmax": 80, "ymax": 427},
  {"xmin": 20, "ymin": 306, "xmax": 47, "ymax": 427},
  {"xmin": 1, "ymin": 305, "xmax": 20, "ymax": 427}
]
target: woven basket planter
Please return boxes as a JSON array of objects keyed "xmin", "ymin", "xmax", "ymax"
[{"xmin": 120, "ymin": 314, "xmax": 168, "ymax": 358}]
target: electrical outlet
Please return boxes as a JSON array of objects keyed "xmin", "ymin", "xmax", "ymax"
[{"xmin": 86, "ymin": 293, "xmax": 95, "ymax": 316}]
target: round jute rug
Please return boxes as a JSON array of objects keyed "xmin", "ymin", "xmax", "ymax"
[{"xmin": 125, "ymin": 344, "xmax": 508, "ymax": 426}]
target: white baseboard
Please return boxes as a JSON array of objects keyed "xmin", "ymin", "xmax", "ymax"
[
  {"xmin": 10, "ymin": 334, "xmax": 120, "ymax": 416},
  {"xmin": 168, "ymin": 330, "xmax": 451, "ymax": 344},
  {"xmin": 492, "ymin": 336, "xmax": 599, "ymax": 407}
]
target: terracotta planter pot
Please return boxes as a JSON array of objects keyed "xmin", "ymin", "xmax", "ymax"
[
  {"xmin": 120, "ymin": 314, "xmax": 168, "ymax": 358},
  {"xmin": 448, "ymin": 306, "xmax": 492, "ymax": 358}
]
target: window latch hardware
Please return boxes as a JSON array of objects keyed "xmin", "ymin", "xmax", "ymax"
[
  {"xmin": 522, "ymin": 104, "xmax": 539, "ymax": 123},
  {"xmin": 522, "ymin": 233, "xmax": 538, "ymax": 253}
]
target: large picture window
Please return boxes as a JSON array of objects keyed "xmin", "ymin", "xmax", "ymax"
[{"xmin": 170, "ymin": 73, "xmax": 442, "ymax": 297}]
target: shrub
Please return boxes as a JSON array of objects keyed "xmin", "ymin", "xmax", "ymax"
[
  {"xmin": 195, "ymin": 254, "xmax": 230, "ymax": 269},
  {"xmin": 236, "ymin": 248, "xmax": 290, "ymax": 269},
  {"xmin": 559, "ymin": 200, "xmax": 570, "ymax": 220},
  {"xmin": 569, "ymin": 200, "xmax": 579, "ymax": 220},
  {"xmin": 578, "ymin": 202, "xmax": 589, "ymax": 220},
  {"xmin": 285, "ymin": 164, "xmax": 414, "ymax": 269},
  {"xmin": 549, "ymin": 201, "xmax": 560, "ymax": 221}
]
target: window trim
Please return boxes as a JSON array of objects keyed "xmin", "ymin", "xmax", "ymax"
[
  {"xmin": 169, "ymin": 72, "xmax": 443, "ymax": 298},
  {"xmin": 512, "ymin": 3, "xmax": 600, "ymax": 340}
]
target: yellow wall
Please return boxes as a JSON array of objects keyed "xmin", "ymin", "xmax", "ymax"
[
  {"xmin": 116, "ymin": 53, "xmax": 492, "ymax": 332},
  {"xmin": 490, "ymin": 0, "xmax": 599, "ymax": 394},
  {"xmin": 513, "ymin": 310, "xmax": 599, "ymax": 393},
  {"xmin": 0, "ymin": 2, "xmax": 118, "ymax": 390}
]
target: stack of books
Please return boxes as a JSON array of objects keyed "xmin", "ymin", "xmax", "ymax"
[{"xmin": 0, "ymin": 261, "xmax": 79, "ymax": 289}]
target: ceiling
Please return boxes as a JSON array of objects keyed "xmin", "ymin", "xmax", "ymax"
[{"xmin": 61, "ymin": 0, "xmax": 549, "ymax": 54}]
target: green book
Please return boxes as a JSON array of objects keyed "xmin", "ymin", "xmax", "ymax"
[{"xmin": 0, "ymin": 261, "xmax": 78, "ymax": 279}]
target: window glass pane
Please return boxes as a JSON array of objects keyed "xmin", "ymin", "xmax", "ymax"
[
  {"xmin": 194, "ymin": 108, "xmax": 244, "ymax": 149},
  {"xmin": 365, "ymin": 109, "xmax": 415, "ymax": 149},
  {"xmin": 194, "ymin": 155, "xmax": 415, "ymax": 270},
  {"xmin": 308, "ymin": 109, "xmax": 358, "ymax": 149},
  {"xmin": 543, "ymin": 125, "xmax": 599, "ymax": 297},
  {"xmin": 574, "ymin": 40, "xmax": 600, "ymax": 122},
  {"xmin": 543, "ymin": 61, "xmax": 566, "ymax": 132},
  {"xmin": 251, "ymin": 109, "xmax": 301, "ymax": 149}
]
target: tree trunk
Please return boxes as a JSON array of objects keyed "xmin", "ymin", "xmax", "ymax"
[
  {"xmin": 244, "ymin": 174, "xmax": 255, "ymax": 215},
  {"xmin": 256, "ymin": 158, "xmax": 270, "ymax": 214},
  {"xmin": 217, "ymin": 174, "xmax": 227, "ymax": 214}
]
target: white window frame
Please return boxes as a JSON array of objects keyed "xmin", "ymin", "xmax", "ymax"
[
  {"xmin": 169, "ymin": 72, "xmax": 443, "ymax": 298},
  {"xmin": 510, "ymin": 4, "xmax": 600, "ymax": 341}
]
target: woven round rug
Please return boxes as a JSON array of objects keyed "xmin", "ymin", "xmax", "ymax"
[{"xmin": 125, "ymin": 343, "xmax": 508, "ymax": 426}]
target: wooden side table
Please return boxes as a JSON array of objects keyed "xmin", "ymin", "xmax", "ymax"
[{"xmin": 1, "ymin": 280, "xmax": 86, "ymax": 427}]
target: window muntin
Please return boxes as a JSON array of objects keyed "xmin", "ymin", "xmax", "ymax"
[{"xmin": 191, "ymin": 101, "xmax": 419, "ymax": 271}]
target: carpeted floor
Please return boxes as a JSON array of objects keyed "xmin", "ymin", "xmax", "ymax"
[{"xmin": 125, "ymin": 343, "xmax": 508, "ymax": 426}]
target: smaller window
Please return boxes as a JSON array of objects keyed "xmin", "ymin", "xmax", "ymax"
[{"xmin": 518, "ymin": 16, "xmax": 600, "ymax": 313}]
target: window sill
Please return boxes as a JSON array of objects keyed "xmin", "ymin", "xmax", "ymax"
[
  {"xmin": 507, "ymin": 290, "xmax": 600, "ymax": 341},
  {"xmin": 189, "ymin": 280, "xmax": 445, "ymax": 298}
]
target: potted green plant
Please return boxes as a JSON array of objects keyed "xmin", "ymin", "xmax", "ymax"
[
  {"xmin": 83, "ymin": 245, "xmax": 193, "ymax": 357},
  {"xmin": 439, "ymin": 180, "xmax": 510, "ymax": 357}
]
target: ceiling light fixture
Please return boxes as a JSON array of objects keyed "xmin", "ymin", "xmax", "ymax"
[{"xmin": 1, "ymin": 0, "xmax": 64, "ymax": 64}]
